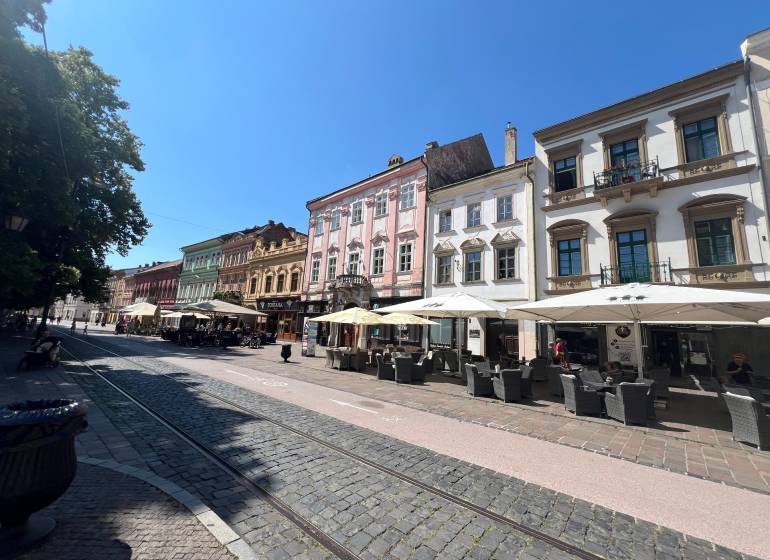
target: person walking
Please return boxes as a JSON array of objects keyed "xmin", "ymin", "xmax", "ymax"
[
  {"xmin": 70, "ymin": 320, "xmax": 77, "ymax": 335},
  {"xmin": 82, "ymin": 323, "xmax": 88, "ymax": 335}
]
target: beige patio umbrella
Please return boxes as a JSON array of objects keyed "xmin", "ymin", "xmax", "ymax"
[
  {"xmin": 380, "ymin": 312, "xmax": 439, "ymax": 348},
  {"xmin": 119, "ymin": 302, "xmax": 158, "ymax": 316},
  {"xmin": 309, "ymin": 307, "xmax": 384, "ymax": 349}
]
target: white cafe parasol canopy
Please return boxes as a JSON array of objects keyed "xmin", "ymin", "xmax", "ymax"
[
  {"xmin": 504, "ymin": 283, "xmax": 770, "ymax": 373},
  {"xmin": 119, "ymin": 302, "xmax": 158, "ymax": 316},
  {"xmin": 309, "ymin": 307, "xmax": 384, "ymax": 325},
  {"xmin": 163, "ymin": 311, "xmax": 210, "ymax": 319},
  {"xmin": 184, "ymin": 299, "xmax": 266, "ymax": 316},
  {"xmin": 379, "ymin": 313, "xmax": 439, "ymax": 326}
]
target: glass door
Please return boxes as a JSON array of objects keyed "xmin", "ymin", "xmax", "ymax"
[{"xmin": 616, "ymin": 229, "xmax": 650, "ymax": 283}]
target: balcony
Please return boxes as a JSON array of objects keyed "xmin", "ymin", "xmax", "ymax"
[
  {"xmin": 328, "ymin": 274, "xmax": 370, "ymax": 289},
  {"xmin": 594, "ymin": 157, "xmax": 660, "ymax": 191},
  {"xmin": 600, "ymin": 259, "xmax": 672, "ymax": 286}
]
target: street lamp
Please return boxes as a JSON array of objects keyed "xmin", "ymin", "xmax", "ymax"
[{"xmin": 4, "ymin": 215, "xmax": 29, "ymax": 232}]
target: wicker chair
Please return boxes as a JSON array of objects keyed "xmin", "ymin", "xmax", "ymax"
[
  {"xmin": 394, "ymin": 356, "xmax": 413, "ymax": 384},
  {"xmin": 560, "ymin": 374, "xmax": 601, "ymax": 416},
  {"xmin": 634, "ymin": 377, "xmax": 657, "ymax": 419},
  {"xmin": 493, "ymin": 369, "xmax": 523, "ymax": 402},
  {"xmin": 431, "ymin": 351, "xmax": 445, "ymax": 373},
  {"xmin": 411, "ymin": 356, "xmax": 428, "ymax": 383},
  {"xmin": 547, "ymin": 366, "xmax": 565, "ymax": 397},
  {"xmin": 519, "ymin": 367, "xmax": 533, "ymax": 398},
  {"xmin": 445, "ymin": 352, "xmax": 459, "ymax": 372},
  {"xmin": 465, "ymin": 363, "xmax": 494, "ymax": 397},
  {"xmin": 723, "ymin": 393, "xmax": 770, "ymax": 451},
  {"xmin": 369, "ymin": 348, "xmax": 383, "ymax": 367},
  {"xmin": 646, "ymin": 367, "xmax": 671, "ymax": 398},
  {"xmin": 577, "ymin": 369, "xmax": 605, "ymax": 389},
  {"xmin": 349, "ymin": 351, "xmax": 368, "ymax": 372},
  {"xmin": 527, "ymin": 358, "xmax": 547, "ymax": 382},
  {"xmin": 325, "ymin": 348, "xmax": 334, "ymax": 368},
  {"xmin": 376, "ymin": 354, "xmax": 395, "ymax": 380},
  {"xmin": 604, "ymin": 383, "xmax": 650, "ymax": 425}
]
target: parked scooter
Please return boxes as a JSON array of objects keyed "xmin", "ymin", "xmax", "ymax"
[{"xmin": 18, "ymin": 334, "xmax": 62, "ymax": 371}]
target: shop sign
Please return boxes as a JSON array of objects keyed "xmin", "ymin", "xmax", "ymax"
[
  {"xmin": 302, "ymin": 318, "xmax": 318, "ymax": 357},
  {"xmin": 606, "ymin": 324, "xmax": 638, "ymax": 367},
  {"xmin": 468, "ymin": 329, "xmax": 480, "ymax": 339},
  {"xmin": 258, "ymin": 299, "xmax": 296, "ymax": 311}
]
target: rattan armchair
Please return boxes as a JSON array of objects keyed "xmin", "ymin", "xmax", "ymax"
[
  {"xmin": 394, "ymin": 356, "xmax": 413, "ymax": 384},
  {"xmin": 604, "ymin": 383, "xmax": 650, "ymax": 425},
  {"xmin": 349, "ymin": 351, "xmax": 368, "ymax": 372},
  {"xmin": 577, "ymin": 369, "xmax": 606, "ymax": 390},
  {"xmin": 723, "ymin": 393, "xmax": 770, "ymax": 451},
  {"xmin": 560, "ymin": 374, "xmax": 601, "ymax": 416},
  {"xmin": 325, "ymin": 348, "xmax": 334, "ymax": 368},
  {"xmin": 547, "ymin": 366, "xmax": 565, "ymax": 397},
  {"xmin": 376, "ymin": 354, "xmax": 395, "ymax": 380},
  {"xmin": 493, "ymin": 369, "xmax": 523, "ymax": 402},
  {"xmin": 465, "ymin": 363, "xmax": 494, "ymax": 397},
  {"xmin": 646, "ymin": 367, "xmax": 671, "ymax": 398}
]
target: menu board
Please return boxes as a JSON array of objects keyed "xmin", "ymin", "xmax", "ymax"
[
  {"xmin": 302, "ymin": 318, "xmax": 317, "ymax": 357},
  {"xmin": 606, "ymin": 324, "xmax": 637, "ymax": 367}
]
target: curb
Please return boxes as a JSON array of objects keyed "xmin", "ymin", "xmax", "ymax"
[{"xmin": 78, "ymin": 457, "xmax": 258, "ymax": 560}]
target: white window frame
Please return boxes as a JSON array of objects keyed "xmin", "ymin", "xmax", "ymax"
[
  {"xmin": 496, "ymin": 194, "xmax": 513, "ymax": 223},
  {"xmin": 398, "ymin": 243, "xmax": 413, "ymax": 272},
  {"xmin": 330, "ymin": 209, "xmax": 341, "ymax": 231},
  {"xmin": 310, "ymin": 258, "xmax": 320, "ymax": 283},
  {"xmin": 466, "ymin": 202, "xmax": 482, "ymax": 228},
  {"xmin": 496, "ymin": 246, "xmax": 516, "ymax": 280},
  {"xmin": 314, "ymin": 216, "xmax": 324, "ymax": 236},
  {"xmin": 372, "ymin": 247, "xmax": 385, "ymax": 275},
  {"xmin": 464, "ymin": 251, "xmax": 482, "ymax": 282},
  {"xmin": 351, "ymin": 201, "xmax": 363, "ymax": 224},
  {"xmin": 326, "ymin": 256, "xmax": 337, "ymax": 281},
  {"xmin": 399, "ymin": 183, "xmax": 415, "ymax": 210},
  {"xmin": 374, "ymin": 193, "xmax": 388, "ymax": 217},
  {"xmin": 436, "ymin": 255, "xmax": 452, "ymax": 284},
  {"xmin": 347, "ymin": 252, "xmax": 361, "ymax": 275},
  {"xmin": 438, "ymin": 209, "xmax": 452, "ymax": 233}
]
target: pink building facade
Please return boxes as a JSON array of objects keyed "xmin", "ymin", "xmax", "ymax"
[{"xmin": 303, "ymin": 155, "xmax": 428, "ymax": 316}]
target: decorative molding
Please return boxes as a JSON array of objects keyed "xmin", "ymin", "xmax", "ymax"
[
  {"xmin": 459, "ymin": 237, "xmax": 486, "ymax": 251},
  {"xmin": 371, "ymin": 231, "xmax": 389, "ymax": 244},
  {"xmin": 490, "ymin": 231, "xmax": 521, "ymax": 246},
  {"xmin": 433, "ymin": 240, "xmax": 456, "ymax": 255}
]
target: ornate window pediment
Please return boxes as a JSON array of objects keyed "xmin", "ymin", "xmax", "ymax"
[
  {"xmin": 327, "ymin": 243, "xmax": 339, "ymax": 254},
  {"xmin": 347, "ymin": 237, "xmax": 364, "ymax": 250},
  {"xmin": 433, "ymin": 240, "xmax": 456, "ymax": 255},
  {"xmin": 397, "ymin": 225, "xmax": 417, "ymax": 239},
  {"xmin": 490, "ymin": 231, "xmax": 520, "ymax": 247},
  {"xmin": 460, "ymin": 237, "xmax": 486, "ymax": 251},
  {"xmin": 371, "ymin": 230, "xmax": 389, "ymax": 245}
]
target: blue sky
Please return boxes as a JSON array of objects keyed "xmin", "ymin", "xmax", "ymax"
[{"xmin": 27, "ymin": 0, "xmax": 769, "ymax": 269}]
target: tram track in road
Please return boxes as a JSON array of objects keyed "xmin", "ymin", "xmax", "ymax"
[{"xmin": 59, "ymin": 330, "xmax": 606, "ymax": 560}]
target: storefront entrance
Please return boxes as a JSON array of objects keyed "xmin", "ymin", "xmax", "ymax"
[{"xmin": 256, "ymin": 298, "xmax": 300, "ymax": 341}]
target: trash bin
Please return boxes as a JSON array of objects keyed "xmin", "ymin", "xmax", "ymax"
[
  {"xmin": 0, "ymin": 399, "xmax": 88, "ymax": 553},
  {"xmin": 281, "ymin": 343, "xmax": 292, "ymax": 362}
]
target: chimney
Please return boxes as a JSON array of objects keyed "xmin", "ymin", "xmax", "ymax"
[
  {"xmin": 425, "ymin": 140, "xmax": 438, "ymax": 151},
  {"xmin": 504, "ymin": 122, "xmax": 517, "ymax": 165},
  {"xmin": 268, "ymin": 219, "xmax": 275, "ymax": 226}
]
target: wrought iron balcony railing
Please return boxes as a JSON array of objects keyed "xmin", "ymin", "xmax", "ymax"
[
  {"xmin": 600, "ymin": 259, "xmax": 672, "ymax": 285},
  {"xmin": 329, "ymin": 274, "xmax": 370, "ymax": 288},
  {"xmin": 594, "ymin": 157, "xmax": 660, "ymax": 191}
]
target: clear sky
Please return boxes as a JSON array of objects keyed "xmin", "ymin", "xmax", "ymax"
[{"xmin": 27, "ymin": 0, "xmax": 769, "ymax": 269}]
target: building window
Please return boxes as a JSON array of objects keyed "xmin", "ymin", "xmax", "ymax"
[
  {"xmin": 314, "ymin": 218, "xmax": 323, "ymax": 236},
  {"xmin": 265, "ymin": 275, "xmax": 273, "ymax": 293},
  {"xmin": 330, "ymin": 210, "xmax": 341, "ymax": 231},
  {"xmin": 347, "ymin": 253, "xmax": 360, "ymax": 275},
  {"xmin": 399, "ymin": 184, "xmax": 415, "ymax": 210},
  {"xmin": 249, "ymin": 277, "xmax": 257, "ymax": 294},
  {"xmin": 438, "ymin": 209, "xmax": 452, "ymax": 233},
  {"xmin": 372, "ymin": 248, "xmax": 384, "ymax": 275},
  {"xmin": 616, "ymin": 229, "xmax": 650, "ymax": 283},
  {"xmin": 436, "ymin": 255, "xmax": 452, "ymax": 284},
  {"xmin": 351, "ymin": 201, "xmax": 363, "ymax": 224},
  {"xmin": 398, "ymin": 244, "xmax": 413, "ymax": 272},
  {"xmin": 557, "ymin": 239, "xmax": 582, "ymax": 276},
  {"xmin": 374, "ymin": 193, "xmax": 387, "ymax": 217},
  {"xmin": 496, "ymin": 247, "xmax": 516, "ymax": 279},
  {"xmin": 310, "ymin": 259, "xmax": 320, "ymax": 283},
  {"xmin": 684, "ymin": 117, "xmax": 720, "ymax": 162},
  {"xmin": 695, "ymin": 218, "xmax": 736, "ymax": 266},
  {"xmin": 496, "ymin": 194, "xmax": 513, "ymax": 222},
  {"xmin": 326, "ymin": 256, "xmax": 337, "ymax": 281},
  {"xmin": 464, "ymin": 251, "xmax": 481, "ymax": 282},
  {"xmin": 276, "ymin": 274, "xmax": 285, "ymax": 293},
  {"xmin": 290, "ymin": 272, "xmax": 299, "ymax": 292},
  {"xmin": 554, "ymin": 157, "xmax": 577, "ymax": 191},
  {"xmin": 466, "ymin": 202, "xmax": 481, "ymax": 228}
]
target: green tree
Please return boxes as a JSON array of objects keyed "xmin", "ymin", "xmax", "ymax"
[{"xmin": 0, "ymin": 0, "xmax": 149, "ymax": 315}]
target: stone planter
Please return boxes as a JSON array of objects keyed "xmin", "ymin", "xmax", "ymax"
[{"xmin": 0, "ymin": 399, "xmax": 88, "ymax": 554}]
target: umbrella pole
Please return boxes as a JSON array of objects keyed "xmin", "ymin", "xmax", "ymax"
[
  {"xmin": 456, "ymin": 318, "xmax": 464, "ymax": 373},
  {"xmin": 634, "ymin": 319, "xmax": 644, "ymax": 377}
]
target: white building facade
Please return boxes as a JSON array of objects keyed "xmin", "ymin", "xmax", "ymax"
[
  {"xmin": 533, "ymin": 59, "xmax": 770, "ymax": 374},
  {"xmin": 425, "ymin": 127, "xmax": 537, "ymax": 359}
]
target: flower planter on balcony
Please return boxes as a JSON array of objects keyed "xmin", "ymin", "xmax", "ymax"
[{"xmin": 0, "ymin": 399, "xmax": 88, "ymax": 556}]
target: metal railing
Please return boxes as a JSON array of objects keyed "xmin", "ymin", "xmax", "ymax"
[
  {"xmin": 329, "ymin": 274, "xmax": 370, "ymax": 288},
  {"xmin": 594, "ymin": 157, "xmax": 659, "ymax": 190},
  {"xmin": 600, "ymin": 258, "xmax": 672, "ymax": 285}
]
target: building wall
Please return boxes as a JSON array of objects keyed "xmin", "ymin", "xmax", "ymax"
[
  {"xmin": 133, "ymin": 261, "xmax": 182, "ymax": 307},
  {"xmin": 177, "ymin": 240, "xmax": 224, "ymax": 304},
  {"xmin": 534, "ymin": 66, "xmax": 769, "ymax": 300},
  {"xmin": 425, "ymin": 162, "xmax": 537, "ymax": 357},
  {"xmin": 303, "ymin": 158, "xmax": 427, "ymax": 308}
]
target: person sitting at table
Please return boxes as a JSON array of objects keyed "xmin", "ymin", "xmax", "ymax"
[{"xmin": 724, "ymin": 352, "xmax": 753, "ymax": 385}]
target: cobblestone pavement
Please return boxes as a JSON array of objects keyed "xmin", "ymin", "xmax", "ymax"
[
  {"xmin": 18, "ymin": 463, "xmax": 235, "ymax": 560},
  {"xmin": 58, "ymin": 332, "xmax": 759, "ymax": 560},
  {"xmin": 105, "ymin": 332, "xmax": 769, "ymax": 496}
]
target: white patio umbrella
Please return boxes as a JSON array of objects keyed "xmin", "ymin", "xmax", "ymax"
[
  {"xmin": 379, "ymin": 313, "xmax": 439, "ymax": 349},
  {"xmin": 119, "ymin": 302, "xmax": 158, "ymax": 316},
  {"xmin": 376, "ymin": 293, "xmax": 507, "ymax": 365},
  {"xmin": 163, "ymin": 311, "xmax": 210, "ymax": 319},
  {"xmin": 184, "ymin": 299, "xmax": 266, "ymax": 316},
  {"xmin": 309, "ymin": 307, "xmax": 384, "ymax": 350},
  {"xmin": 504, "ymin": 283, "xmax": 770, "ymax": 374}
]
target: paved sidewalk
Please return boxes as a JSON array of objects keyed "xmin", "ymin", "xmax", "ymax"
[
  {"xmin": 0, "ymin": 335, "xmax": 244, "ymax": 560},
  {"xmin": 19, "ymin": 463, "xmax": 235, "ymax": 560}
]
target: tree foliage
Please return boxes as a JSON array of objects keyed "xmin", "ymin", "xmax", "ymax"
[{"xmin": 0, "ymin": 0, "xmax": 149, "ymax": 309}]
